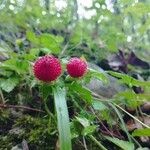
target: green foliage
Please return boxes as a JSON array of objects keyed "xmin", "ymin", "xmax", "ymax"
[
  {"xmin": 105, "ymin": 136, "xmax": 135, "ymax": 150},
  {"xmin": 27, "ymin": 31, "xmax": 64, "ymax": 54},
  {"xmin": 53, "ymin": 87, "xmax": 72, "ymax": 150},
  {"xmin": 115, "ymin": 90, "xmax": 150, "ymax": 108},
  {"xmin": 92, "ymin": 100, "xmax": 108, "ymax": 111},
  {"xmin": 69, "ymin": 82, "xmax": 93, "ymax": 104},
  {"xmin": 108, "ymin": 71, "xmax": 150, "ymax": 87},
  {"xmin": 1, "ymin": 58, "xmax": 29, "ymax": 75},
  {"xmin": 88, "ymin": 68, "xmax": 109, "ymax": 84},
  {"xmin": 71, "ymin": 116, "xmax": 97, "ymax": 137},
  {"xmin": 132, "ymin": 128, "xmax": 150, "ymax": 137},
  {"xmin": 0, "ymin": 77, "xmax": 19, "ymax": 92}
]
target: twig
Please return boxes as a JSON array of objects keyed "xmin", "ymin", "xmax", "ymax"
[{"xmin": 0, "ymin": 104, "xmax": 45, "ymax": 113}]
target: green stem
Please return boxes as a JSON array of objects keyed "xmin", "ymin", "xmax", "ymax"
[
  {"xmin": 44, "ymin": 99, "xmax": 54, "ymax": 119},
  {"xmin": 0, "ymin": 89, "xmax": 5, "ymax": 103},
  {"xmin": 113, "ymin": 103, "xmax": 150, "ymax": 129},
  {"xmin": 89, "ymin": 135, "xmax": 107, "ymax": 150},
  {"xmin": 109, "ymin": 103, "xmax": 132, "ymax": 142},
  {"xmin": 43, "ymin": 99, "xmax": 55, "ymax": 134}
]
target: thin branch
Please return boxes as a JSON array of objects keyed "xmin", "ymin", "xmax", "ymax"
[{"xmin": 0, "ymin": 104, "xmax": 45, "ymax": 113}]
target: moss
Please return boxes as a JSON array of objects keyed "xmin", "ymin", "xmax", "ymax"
[{"xmin": 0, "ymin": 112, "xmax": 58, "ymax": 150}]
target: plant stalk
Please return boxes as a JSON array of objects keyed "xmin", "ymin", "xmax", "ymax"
[{"xmin": 89, "ymin": 135, "xmax": 107, "ymax": 150}]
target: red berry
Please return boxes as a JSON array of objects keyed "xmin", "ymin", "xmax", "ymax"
[
  {"xmin": 33, "ymin": 55, "xmax": 62, "ymax": 82},
  {"xmin": 67, "ymin": 57, "xmax": 87, "ymax": 78}
]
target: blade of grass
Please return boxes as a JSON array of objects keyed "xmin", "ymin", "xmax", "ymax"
[
  {"xmin": 89, "ymin": 135, "xmax": 107, "ymax": 150},
  {"xmin": 53, "ymin": 86, "xmax": 72, "ymax": 150},
  {"xmin": 113, "ymin": 103, "xmax": 150, "ymax": 129},
  {"xmin": 109, "ymin": 103, "xmax": 132, "ymax": 142}
]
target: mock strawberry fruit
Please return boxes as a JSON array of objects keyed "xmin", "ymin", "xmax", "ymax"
[
  {"xmin": 67, "ymin": 57, "xmax": 87, "ymax": 78},
  {"xmin": 33, "ymin": 55, "xmax": 62, "ymax": 82}
]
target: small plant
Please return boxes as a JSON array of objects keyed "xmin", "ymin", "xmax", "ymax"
[{"xmin": 32, "ymin": 55, "xmax": 108, "ymax": 150}]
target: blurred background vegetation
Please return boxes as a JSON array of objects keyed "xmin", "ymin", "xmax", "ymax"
[{"xmin": 0, "ymin": 0, "xmax": 150, "ymax": 62}]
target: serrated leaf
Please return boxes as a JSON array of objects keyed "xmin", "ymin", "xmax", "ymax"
[
  {"xmin": 107, "ymin": 71, "xmax": 150, "ymax": 87},
  {"xmin": 116, "ymin": 91, "xmax": 150, "ymax": 103},
  {"xmin": 92, "ymin": 100, "xmax": 108, "ymax": 111},
  {"xmin": 27, "ymin": 32, "xmax": 63, "ymax": 54},
  {"xmin": 0, "ymin": 77, "xmax": 19, "ymax": 92},
  {"xmin": 1, "ymin": 58, "xmax": 29, "ymax": 74},
  {"xmin": 105, "ymin": 136, "xmax": 134, "ymax": 150},
  {"xmin": 69, "ymin": 82, "xmax": 92, "ymax": 104},
  {"xmin": 82, "ymin": 125, "xmax": 97, "ymax": 136},
  {"xmin": 39, "ymin": 34, "xmax": 64, "ymax": 54},
  {"xmin": 132, "ymin": 128, "xmax": 150, "ymax": 137},
  {"xmin": 89, "ymin": 68, "xmax": 108, "ymax": 84}
]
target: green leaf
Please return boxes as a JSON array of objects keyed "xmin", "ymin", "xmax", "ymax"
[
  {"xmin": 116, "ymin": 91, "xmax": 150, "ymax": 103},
  {"xmin": 75, "ymin": 117, "xmax": 90, "ymax": 127},
  {"xmin": 82, "ymin": 125, "xmax": 97, "ymax": 136},
  {"xmin": 27, "ymin": 32, "xmax": 63, "ymax": 54},
  {"xmin": 69, "ymin": 82, "xmax": 92, "ymax": 104},
  {"xmin": 53, "ymin": 87, "xmax": 72, "ymax": 150},
  {"xmin": 109, "ymin": 103, "xmax": 132, "ymax": 142},
  {"xmin": 132, "ymin": 128, "xmax": 150, "ymax": 137},
  {"xmin": 105, "ymin": 136, "xmax": 134, "ymax": 150},
  {"xmin": 29, "ymin": 48, "xmax": 40, "ymax": 56},
  {"xmin": 70, "ymin": 121, "xmax": 82, "ymax": 138},
  {"xmin": 124, "ymin": 3, "xmax": 150, "ymax": 18},
  {"xmin": 92, "ymin": 100, "xmax": 108, "ymax": 111},
  {"xmin": 39, "ymin": 34, "xmax": 61, "ymax": 54},
  {"xmin": 136, "ymin": 148, "xmax": 149, "ymax": 150},
  {"xmin": 107, "ymin": 71, "xmax": 150, "ymax": 87},
  {"xmin": 1, "ymin": 58, "xmax": 29, "ymax": 74},
  {"xmin": 89, "ymin": 69, "xmax": 108, "ymax": 84},
  {"xmin": 0, "ymin": 77, "xmax": 19, "ymax": 92},
  {"xmin": 26, "ymin": 31, "xmax": 39, "ymax": 44},
  {"xmin": 40, "ymin": 48, "xmax": 51, "ymax": 54},
  {"xmin": 74, "ymin": 117, "xmax": 97, "ymax": 136}
]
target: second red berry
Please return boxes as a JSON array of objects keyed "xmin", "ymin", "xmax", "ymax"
[{"xmin": 67, "ymin": 57, "xmax": 87, "ymax": 78}]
